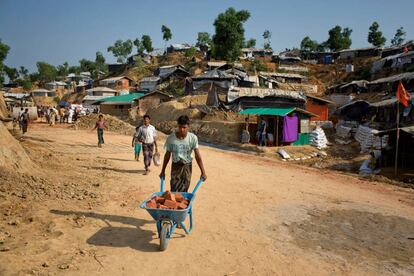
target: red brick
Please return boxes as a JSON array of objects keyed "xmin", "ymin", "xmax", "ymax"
[
  {"xmin": 146, "ymin": 199, "xmax": 157, "ymax": 209},
  {"xmin": 163, "ymin": 191, "xmax": 176, "ymax": 202},
  {"xmin": 159, "ymin": 205, "xmax": 169, "ymax": 209},
  {"xmin": 183, "ymin": 199, "xmax": 190, "ymax": 206},
  {"xmin": 155, "ymin": 196, "xmax": 165, "ymax": 204},
  {"xmin": 175, "ymin": 193, "xmax": 184, "ymax": 202},
  {"xmin": 164, "ymin": 199, "xmax": 177, "ymax": 209},
  {"xmin": 177, "ymin": 202, "xmax": 187, "ymax": 209}
]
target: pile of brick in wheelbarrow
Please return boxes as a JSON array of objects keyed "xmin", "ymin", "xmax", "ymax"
[{"xmin": 146, "ymin": 191, "xmax": 190, "ymax": 210}]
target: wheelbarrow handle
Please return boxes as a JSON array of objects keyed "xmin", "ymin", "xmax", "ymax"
[
  {"xmin": 191, "ymin": 178, "xmax": 204, "ymax": 195},
  {"xmin": 160, "ymin": 177, "xmax": 165, "ymax": 193}
]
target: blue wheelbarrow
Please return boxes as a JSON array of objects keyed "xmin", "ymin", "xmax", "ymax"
[{"xmin": 140, "ymin": 177, "xmax": 204, "ymax": 251}]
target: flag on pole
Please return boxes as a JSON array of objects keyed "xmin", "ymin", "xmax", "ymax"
[{"xmin": 396, "ymin": 80, "xmax": 411, "ymax": 107}]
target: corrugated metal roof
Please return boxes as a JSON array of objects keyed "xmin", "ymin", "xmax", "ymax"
[
  {"xmin": 192, "ymin": 69, "xmax": 236, "ymax": 79},
  {"xmin": 230, "ymin": 87, "xmax": 306, "ymax": 101},
  {"xmin": 259, "ymin": 72, "xmax": 306, "ymax": 79},
  {"xmin": 86, "ymin": 87, "xmax": 117, "ymax": 93},
  {"xmin": 369, "ymin": 72, "xmax": 414, "ymax": 85},
  {"xmin": 240, "ymin": 107, "xmax": 317, "ymax": 117},
  {"xmin": 140, "ymin": 76, "xmax": 160, "ymax": 82},
  {"xmin": 99, "ymin": 76, "xmax": 133, "ymax": 83},
  {"xmin": 240, "ymin": 107, "xmax": 295, "ymax": 116},
  {"xmin": 31, "ymin": 88, "xmax": 51, "ymax": 93},
  {"xmin": 95, "ymin": 93, "xmax": 144, "ymax": 105},
  {"xmin": 306, "ymin": 95, "xmax": 335, "ymax": 104},
  {"xmin": 401, "ymin": 126, "xmax": 414, "ymax": 136}
]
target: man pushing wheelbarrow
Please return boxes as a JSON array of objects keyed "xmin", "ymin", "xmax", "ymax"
[
  {"xmin": 141, "ymin": 115, "xmax": 207, "ymax": 251},
  {"xmin": 159, "ymin": 115, "xmax": 207, "ymax": 190}
]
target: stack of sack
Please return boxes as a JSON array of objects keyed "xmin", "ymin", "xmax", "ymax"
[
  {"xmin": 310, "ymin": 127, "xmax": 328, "ymax": 149},
  {"xmin": 336, "ymin": 125, "xmax": 352, "ymax": 139},
  {"xmin": 355, "ymin": 125, "xmax": 388, "ymax": 153}
]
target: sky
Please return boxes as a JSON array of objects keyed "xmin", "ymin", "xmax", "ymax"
[{"xmin": 1, "ymin": 0, "xmax": 413, "ymax": 72}]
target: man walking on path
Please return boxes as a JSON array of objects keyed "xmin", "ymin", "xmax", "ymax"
[
  {"xmin": 20, "ymin": 108, "xmax": 30, "ymax": 134},
  {"xmin": 18, "ymin": 107, "xmax": 24, "ymax": 130},
  {"xmin": 92, "ymin": 114, "xmax": 108, "ymax": 147},
  {"xmin": 137, "ymin": 115, "xmax": 158, "ymax": 175},
  {"xmin": 160, "ymin": 115, "xmax": 207, "ymax": 192}
]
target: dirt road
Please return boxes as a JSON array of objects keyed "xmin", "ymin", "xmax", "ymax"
[{"xmin": 1, "ymin": 123, "xmax": 414, "ymax": 275}]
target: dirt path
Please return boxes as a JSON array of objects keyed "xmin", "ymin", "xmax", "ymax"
[{"xmin": 1, "ymin": 123, "xmax": 414, "ymax": 275}]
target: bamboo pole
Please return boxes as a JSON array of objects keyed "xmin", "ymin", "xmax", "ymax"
[{"xmin": 394, "ymin": 103, "xmax": 400, "ymax": 176}]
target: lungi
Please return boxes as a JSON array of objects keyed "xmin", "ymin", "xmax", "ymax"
[
  {"xmin": 142, "ymin": 143, "xmax": 154, "ymax": 169},
  {"xmin": 170, "ymin": 161, "xmax": 192, "ymax": 192}
]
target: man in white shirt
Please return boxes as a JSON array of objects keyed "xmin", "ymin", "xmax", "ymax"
[{"xmin": 137, "ymin": 114, "xmax": 158, "ymax": 175}]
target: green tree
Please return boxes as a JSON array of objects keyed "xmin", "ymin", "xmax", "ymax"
[
  {"xmin": 263, "ymin": 30, "xmax": 272, "ymax": 50},
  {"xmin": 300, "ymin": 36, "xmax": 319, "ymax": 52},
  {"xmin": 133, "ymin": 38, "xmax": 145, "ymax": 55},
  {"xmin": 4, "ymin": 66, "xmax": 18, "ymax": 82},
  {"xmin": 196, "ymin": 32, "xmax": 212, "ymax": 48},
  {"xmin": 212, "ymin": 8, "xmax": 250, "ymax": 61},
  {"xmin": 161, "ymin": 25, "xmax": 172, "ymax": 45},
  {"xmin": 245, "ymin": 38, "xmax": 256, "ymax": 48},
  {"xmin": 368, "ymin": 22, "xmax": 386, "ymax": 47},
  {"xmin": 391, "ymin": 27, "xmax": 406, "ymax": 46},
  {"xmin": 184, "ymin": 47, "xmax": 197, "ymax": 57},
  {"xmin": 57, "ymin": 62, "xmax": 69, "ymax": 77},
  {"xmin": 107, "ymin": 39, "xmax": 133, "ymax": 63},
  {"xmin": 29, "ymin": 72, "xmax": 40, "ymax": 83},
  {"xmin": 18, "ymin": 66, "xmax": 29, "ymax": 78},
  {"xmin": 68, "ymin": 65, "xmax": 81, "ymax": 75},
  {"xmin": 252, "ymin": 59, "xmax": 265, "ymax": 72},
  {"xmin": 79, "ymin": 58, "xmax": 96, "ymax": 73},
  {"xmin": 36, "ymin": 62, "xmax": 57, "ymax": 84},
  {"xmin": 95, "ymin": 52, "xmax": 108, "ymax": 76},
  {"xmin": 16, "ymin": 78, "xmax": 32, "ymax": 90},
  {"xmin": 0, "ymin": 39, "xmax": 10, "ymax": 85},
  {"xmin": 141, "ymin": 35, "xmax": 153, "ymax": 53},
  {"xmin": 325, "ymin": 25, "xmax": 352, "ymax": 51}
]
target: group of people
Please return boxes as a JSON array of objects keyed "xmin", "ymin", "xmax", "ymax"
[
  {"xmin": 93, "ymin": 114, "xmax": 207, "ymax": 192},
  {"xmin": 37, "ymin": 105, "xmax": 95, "ymax": 125}
]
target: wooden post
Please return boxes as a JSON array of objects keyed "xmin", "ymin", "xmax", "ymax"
[
  {"xmin": 276, "ymin": 116, "xmax": 279, "ymax": 146},
  {"xmin": 394, "ymin": 103, "xmax": 400, "ymax": 176}
]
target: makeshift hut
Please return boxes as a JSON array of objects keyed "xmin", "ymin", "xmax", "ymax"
[
  {"xmin": 368, "ymin": 72, "xmax": 414, "ymax": 94},
  {"xmin": 82, "ymin": 87, "xmax": 118, "ymax": 109},
  {"xmin": 377, "ymin": 126, "xmax": 414, "ymax": 171},
  {"xmin": 133, "ymin": 91, "xmax": 173, "ymax": 116},
  {"xmin": 305, "ymin": 95, "xmax": 334, "ymax": 121},
  {"xmin": 99, "ymin": 76, "xmax": 134, "ymax": 92},
  {"xmin": 334, "ymin": 100, "xmax": 372, "ymax": 122},
  {"xmin": 240, "ymin": 107, "xmax": 317, "ymax": 146},
  {"xmin": 93, "ymin": 93, "xmax": 144, "ymax": 118}
]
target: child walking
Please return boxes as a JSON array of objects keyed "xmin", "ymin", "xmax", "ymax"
[
  {"xmin": 132, "ymin": 126, "xmax": 142, "ymax": 161},
  {"xmin": 92, "ymin": 115, "xmax": 108, "ymax": 147}
]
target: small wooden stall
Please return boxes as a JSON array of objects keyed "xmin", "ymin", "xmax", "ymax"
[{"xmin": 240, "ymin": 107, "xmax": 317, "ymax": 146}]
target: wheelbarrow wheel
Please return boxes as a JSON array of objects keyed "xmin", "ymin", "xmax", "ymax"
[{"xmin": 159, "ymin": 221, "xmax": 171, "ymax": 251}]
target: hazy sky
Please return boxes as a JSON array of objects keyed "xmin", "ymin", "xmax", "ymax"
[{"xmin": 1, "ymin": 0, "xmax": 413, "ymax": 72}]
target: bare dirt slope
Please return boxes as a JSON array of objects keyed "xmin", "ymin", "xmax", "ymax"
[{"xmin": 1, "ymin": 123, "xmax": 414, "ymax": 275}]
